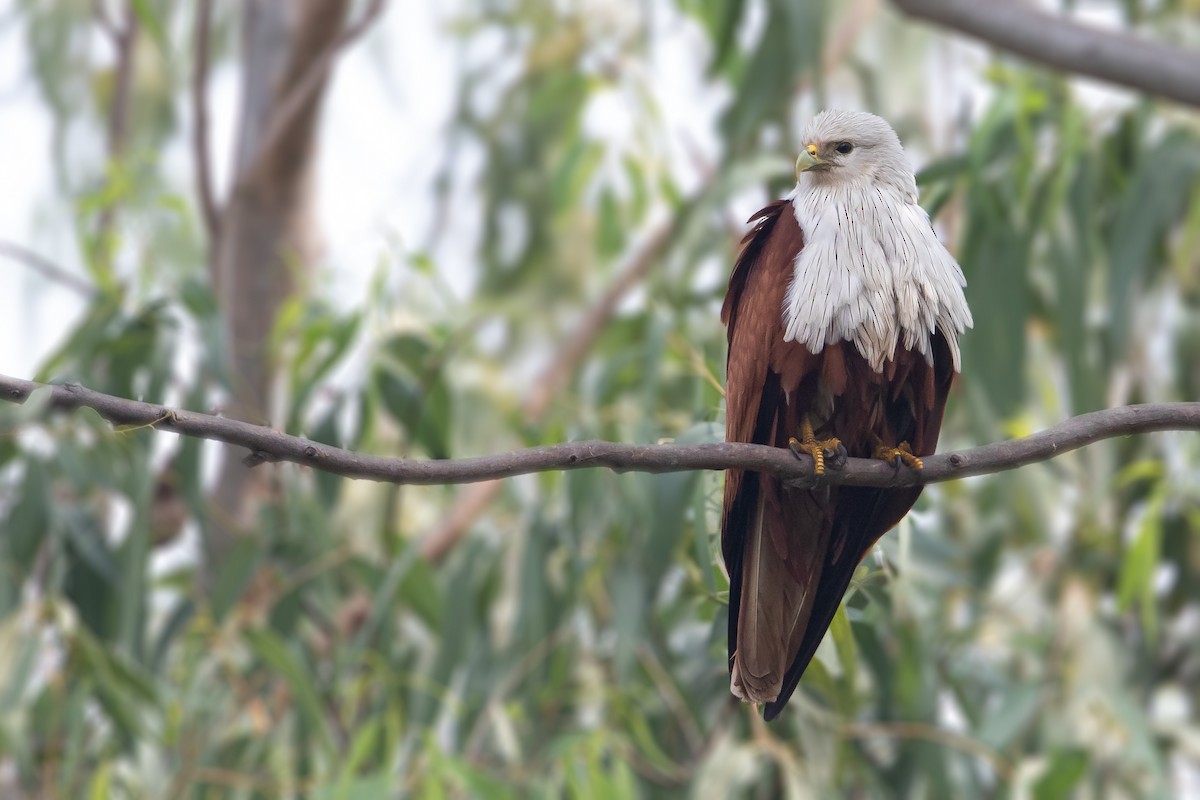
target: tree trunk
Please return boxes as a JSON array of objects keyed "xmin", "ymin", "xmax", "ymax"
[{"xmin": 208, "ymin": 0, "xmax": 351, "ymax": 562}]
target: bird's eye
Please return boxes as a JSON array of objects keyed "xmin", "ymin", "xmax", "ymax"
[{"xmin": 835, "ymin": 141, "xmax": 854, "ymax": 155}]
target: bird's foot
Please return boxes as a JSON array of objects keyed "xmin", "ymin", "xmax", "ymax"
[
  {"xmin": 788, "ymin": 419, "xmax": 844, "ymax": 476},
  {"xmin": 873, "ymin": 440, "xmax": 923, "ymax": 471}
]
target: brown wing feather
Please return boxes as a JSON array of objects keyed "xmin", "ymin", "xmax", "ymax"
[
  {"xmin": 722, "ymin": 201, "xmax": 957, "ymax": 719},
  {"xmin": 760, "ymin": 332, "xmax": 956, "ymax": 720}
]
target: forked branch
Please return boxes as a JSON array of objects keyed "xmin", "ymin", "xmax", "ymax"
[{"xmin": 2, "ymin": 374, "xmax": 1197, "ymax": 488}]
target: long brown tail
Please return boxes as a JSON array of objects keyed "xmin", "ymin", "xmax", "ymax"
[{"xmin": 727, "ymin": 467, "xmax": 833, "ymax": 706}]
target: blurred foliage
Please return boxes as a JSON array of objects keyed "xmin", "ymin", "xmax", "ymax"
[{"xmin": 3, "ymin": 0, "xmax": 1200, "ymax": 797}]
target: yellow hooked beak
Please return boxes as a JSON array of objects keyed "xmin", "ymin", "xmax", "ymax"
[{"xmin": 795, "ymin": 143, "xmax": 825, "ymax": 175}]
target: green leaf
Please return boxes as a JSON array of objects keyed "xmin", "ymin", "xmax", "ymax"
[
  {"xmin": 719, "ymin": 3, "xmax": 789, "ymax": 145},
  {"xmin": 86, "ymin": 759, "xmax": 114, "ymax": 800},
  {"xmin": 398, "ymin": 556, "xmax": 444, "ymax": 630},
  {"xmin": 209, "ymin": 535, "xmax": 263, "ymax": 622},
  {"xmin": 287, "ymin": 309, "xmax": 361, "ymax": 430},
  {"xmin": 1117, "ymin": 487, "xmax": 1166, "ymax": 641},
  {"xmin": 621, "ymin": 703, "xmax": 680, "ymax": 775},
  {"xmin": 62, "ymin": 509, "xmax": 119, "ymax": 584},
  {"xmin": 828, "ymin": 604, "xmax": 858, "ymax": 696},
  {"xmin": 310, "ymin": 407, "xmax": 345, "ymax": 507},
  {"xmin": 244, "ymin": 628, "xmax": 335, "ymax": 755},
  {"xmin": 384, "ymin": 332, "xmax": 435, "ymax": 373},
  {"xmin": 976, "ymin": 682, "xmax": 1040, "ymax": 750},
  {"xmin": 71, "ymin": 624, "xmax": 158, "ymax": 739},
  {"xmin": 961, "ymin": 209, "xmax": 1028, "ymax": 419},
  {"xmin": 709, "ymin": 0, "xmax": 745, "ymax": 75},
  {"xmin": 1032, "ymin": 749, "xmax": 1089, "ymax": 800},
  {"xmin": 128, "ymin": 0, "xmax": 169, "ymax": 53},
  {"xmin": 611, "ymin": 569, "xmax": 645, "ymax": 681},
  {"xmin": 1056, "ymin": 157, "xmax": 1101, "ymax": 412},
  {"xmin": 312, "ymin": 774, "xmax": 396, "ymax": 800},
  {"xmin": 1107, "ymin": 130, "xmax": 1200, "ymax": 356},
  {"xmin": 916, "ymin": 155, "xmax": 970, "ymax": 186},
  {"xmin": 427, "ymin": 739, "xmax": 519, "ymax": 800},
  {"xmin": 596, "ymin": 188, "xmax": 624, "ymax": 259},
  {"xmin": 348, "ymin": 545, "xmax": 425, "ymax": 657},
  {"xmin": 0, "ymin": 612, "xmax": 41, "ymax": 712},
  {"xmin": 374, "ymin": 364, "xmax": 451, "ymax": 459},
  {"xmin": 151, "ymin": 598, "xmax": 194, "ymax": 675},
  {"xmin": 552, "ymin": 138, "xmax": 604, "ymax": 209},
  {"xmin": 4, "ymin": 459, "xmax": 53, "ymax": 580}
]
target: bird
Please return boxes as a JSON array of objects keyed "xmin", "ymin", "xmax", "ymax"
[{"xmin": 720, "ymin": 110, "xmax": 972, "ymax": 720}]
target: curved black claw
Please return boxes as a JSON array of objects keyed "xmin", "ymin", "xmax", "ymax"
[
  {"xmin": 787, "ymin": 434, "xmax": 844, "ymax": 477},
  {"xmin": 873, "ymin": 440, "xmax": 924, "ymax": 472},
  {"xmin": 826, "ymin": 442, "xmax": 848, "ymax": 471}
]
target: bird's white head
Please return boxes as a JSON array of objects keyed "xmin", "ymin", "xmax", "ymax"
[{"xmin": 795, "ymin": 110, "xmax": 915, "ymax": 196}]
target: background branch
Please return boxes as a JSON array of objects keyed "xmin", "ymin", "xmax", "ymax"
[
  {"xmin": 422, "ymin": 216, "xmax": 680, "ymax": 560},
  {"xmin": 242, "ymin": 0, "xmax": 386, "ymax": 184},
  {"xmin": 0, "ymin": 240, "xmax": 98, "ymax": 297},
  {"xmin": 95, "ymin": 0, "xmax": 138, "ymax": 249},
  {"xmin": 892, "ymin": 0, "xmax": 1200, "ymax": 108},
  {"xmin": 3, "ymin": 373, "xmax": 1197, "ymax": 489},
  {"xmin": 208, "ymin": 0, "xmax": 362, "ymax": 562},
  {"xmin": 192, "ymin": 0, "xmax": 219, "ymax": 239}
]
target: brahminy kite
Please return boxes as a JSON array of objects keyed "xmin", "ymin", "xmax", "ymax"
[{"xmin": 721, "ymin": 110, "xmax": 972, "ymax": 719}]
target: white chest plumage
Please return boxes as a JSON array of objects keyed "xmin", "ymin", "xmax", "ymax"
[{"xmin": 781, "ymin": 183, "xmax": 972, "ymax": 374}]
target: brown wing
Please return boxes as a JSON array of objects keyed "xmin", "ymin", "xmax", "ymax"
[{"xmin": 721, "ymin": 201, "xmax": 956, "ymax": 720}]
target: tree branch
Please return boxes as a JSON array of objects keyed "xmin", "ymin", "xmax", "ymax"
[
  {"xmin": 192, "ymin": 0, "xmax": 220, "ymax": 239},
  {"xmin": 423, "ymin": 216, "xmax": 682, "ymax": 561},
  {"xmin": 241, "ymin": 0, "xmax": 386, "ymax": 185},
  {"xmin": 3, "ymin": 374, "xmax": 1197, "ymax": 489},
  {"xmin": 892, "ymin": 0, "xmax": 1200, "ymax": 108},
  {"xmin": 523, "ymin": 221, "xmax": 678, "ymax": 422},
  {"xmin": 0, "ymin": 240, "xmax": 97, "ymax": 297},
  {"xmin": 96, "ymin": 0, "xmax": 138, "ymax": 246},
  {"xmin": 91, "ymin": 0, "xmax": 120, "ymax": 41}
]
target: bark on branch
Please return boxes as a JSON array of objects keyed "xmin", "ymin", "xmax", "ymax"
[
  {"xmin": 892, "ymin": 0, "xmax": 1200, "ymax": 109},
  {"xmin": 3, "ymin": 374, "xmax": 1197, "ymax": 489}
]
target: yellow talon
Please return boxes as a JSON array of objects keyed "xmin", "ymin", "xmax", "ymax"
[
  {"xmin": 874, "ymin": 440, "xmax": 924, "ymax": 471},
  {"xmin": 788, "ymin": 418, "xmax": 842, "ymax": 476}
]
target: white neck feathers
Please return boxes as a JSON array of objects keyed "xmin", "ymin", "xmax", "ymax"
[{"xmin": 781, "ymin": 181, "xmax": 972, "ymax": 373}]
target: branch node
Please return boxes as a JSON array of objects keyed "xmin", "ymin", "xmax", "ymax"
[
  {"xmin": 303, "ymin": 445, "xmax": 318, "ymax": 458},
  {"xmin": 243, "ymin": 450, "xmax": 273, "ymax": 468}
]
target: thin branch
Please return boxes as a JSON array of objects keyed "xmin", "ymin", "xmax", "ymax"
[
  {"xmin": 192, "ymin": 0, "xmax": 220, "ymax": 239},
  {"xmin": 802, "ymin": 0, "xmax": 879, "ymax": 90},
  {"xmin": 524, "ymin": 221, "xmax": 678, "ymax": 421},
  {"xmin": 892, "ymin": 0, "xmax": 1200, "ymax": 108},
  {"xmin": 241, "ymin": 0, "xmax": 386, "ymax": 184},
  {"xmin": 842, "ymin": 720, "xmax": 1012, "ymax": 783},
  {"xmin": 3, "ymin": 374, "xmax": 1198, "ymax": 489},
  {"xmin": 0, "ymin": 240, "xmax": 98, "ymax": 297},
  {"xmin": 421, "ymin": 482, "xmax": 503, "ymax": 561},
  {"xmin": 91, "ymin": 0, "xmax": 120, "ymax": 41},
  {"xmin": 422, "ymin": 216, "xmax": 681, "ymax": 561},
  {"xmin": 104, "ymin": 1, "xmax": 137, "ymax": 155},
  {"xmin": 96, "ymin": 0, "xmax": 138, "ymax": 246}
]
